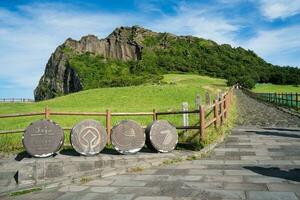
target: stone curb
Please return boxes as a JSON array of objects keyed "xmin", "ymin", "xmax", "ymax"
[{"xmin": 0, "ymin": 134, "xmax": 227, "ymax": 196}]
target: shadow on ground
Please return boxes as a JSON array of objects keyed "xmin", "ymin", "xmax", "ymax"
[
  {"xmin": 245, "ymin": 129, "xmax": 300, "ymax": 139},
  {"xmin": 244, "ymin": 166, "xmax": 300, "ymax": 182}
]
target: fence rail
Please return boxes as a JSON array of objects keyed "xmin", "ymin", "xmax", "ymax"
[
  {"xmin": 244, "ymin": 90, "xmax": 299, "ymax": 109},
  {"xmin": 0, "ymin": 88, "xmax": 234, "ymax": 143},
  {"xmin": 0, "ymin": 98, "xmax": 34, "ymax": 103}
]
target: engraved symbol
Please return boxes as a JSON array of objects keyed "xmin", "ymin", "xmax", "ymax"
[
  {"xmin": 79, "ymin": 127, "xmax": 100, "ymax": 152},
  {"xmin": 124, "ymin": 128, "xmax": 135, "ymax": 137},
  {"xmin": 161, "ymin": 130, "xmax": 172, "ymax": 145}
]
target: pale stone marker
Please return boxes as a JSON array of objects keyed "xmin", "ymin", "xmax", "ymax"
[
  {"xmin": 182, "ymin": 102, "xmax": 189, "ymax": 129},
  {"xmin": 70, "ymin": 119, "xmax": 107, "ymax": 156},
  {"xmin": 205, "ymin": 92, "xmax": 211, "ymax": 105},
  {"xmin": 111, "ymin": 120, "xmax": 145, "ymax": 155},
  {"xmin": 195, "ymin": 94, "xmax": 201, "ymax": 109},
  {"xmin": 145, "ymin": 120, "xmax": 178, "ymax": 153}
]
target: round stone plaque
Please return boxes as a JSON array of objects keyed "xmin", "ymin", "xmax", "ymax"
[
  {"xmin": 111, "ymin": 120, "xmax": 145, "ymax": 155},
  {"xmin": 145, "ymin": 120, "xmax": 178, "ymax": 153},
  {"xmin": 70, "ymin": 120, "xmax": 107, "ymax": 156},
  {"xmin": 23, "ymin": 120, "xmax": 64, "ymax": 158}
]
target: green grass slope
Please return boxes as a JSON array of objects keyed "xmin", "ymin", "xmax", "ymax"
[
  {"xmin": 252, "ymin": 83, "xmax": 300, "ymax": 93},
  {"xmin": 0, "ymin": 74, "xmax": 228, "ymax": 152}
]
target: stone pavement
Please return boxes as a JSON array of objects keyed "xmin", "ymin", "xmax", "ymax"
[{"xmin": 2, "ymin": 90, "xmax": 300, "ymax": 200}]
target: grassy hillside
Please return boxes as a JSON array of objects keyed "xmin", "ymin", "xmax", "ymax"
[
  {"xmin": 0, "ymin": 74, "xmax": 228, "ymax": 152},
  {"xmin": 252, "ymin": 83, "xmax": 300, "ymax": 93}
]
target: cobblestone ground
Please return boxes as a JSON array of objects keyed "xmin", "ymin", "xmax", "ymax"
[{"xmin": 3, "ymin": 90, "xmax": 300, "ymax": 200}]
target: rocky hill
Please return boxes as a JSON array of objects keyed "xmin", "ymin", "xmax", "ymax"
[{"xmin": 34, "ymin": 26, "xmax": 300, "ymax": 101}]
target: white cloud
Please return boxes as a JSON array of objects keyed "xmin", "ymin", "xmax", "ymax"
[
  {"xmin": 147, "ymin": 3, "xmax": 239, "ymax": 45},
  {"xmin": 0, "ymin": 1, "xmax": 241, "ymax": 98},
  {"xmin": 1, "ymin": 1, "xmax": 300, "ymax": 98},
  {"xmin": 243, "ymin": 25, "xmax": 300, "ymax": 66},
  {"xmin": 0, "ymin": 3, "xmax": 140, "ymax": 97},
  {"xmin": 259, "ymin": 0, "xmax": 300, "ymax": 20}
]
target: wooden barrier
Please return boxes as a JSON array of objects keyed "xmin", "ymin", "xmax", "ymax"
[
  {"xmin": 0, "ymin": 98, "xmax": 34, "ymax": 103},
  {"xmin": 0, "ymin": 88, "xmax": 235, "ymax": 143}
]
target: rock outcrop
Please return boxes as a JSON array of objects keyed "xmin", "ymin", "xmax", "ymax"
[{"xmin": 34, "ymin": 26, "xmax": 154, "ymax": 101}]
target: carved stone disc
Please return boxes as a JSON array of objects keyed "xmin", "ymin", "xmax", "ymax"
[
  {"xmin": 111, "ymin": 120, "xmax": 145, "ymax": 155},
  {"xmin": 70, "ymin": 119, "xmax": 107, "ymax": 156},
  {"xmin": 145, "ymin": 120, "xmax": 178, "ymax": 153},
  {"xmin": 23, "ymin": 120, "xmax": 64, "ymax": 158}
]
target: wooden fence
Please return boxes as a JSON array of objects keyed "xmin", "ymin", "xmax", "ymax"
[
  {"xmin": 0, "ymin": 88, "xmax": 234, "ymax": 143},
  {"xmin": 0, "ymin": 98, "xmax": 34, "ymax": 103},
  {"xmin": 243, "ymin": 90, "xmax": 299, "ymax": 110}
]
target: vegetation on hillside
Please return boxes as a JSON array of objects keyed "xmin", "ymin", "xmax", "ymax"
[
  {"xmin": 63, "ymin": 32, "xmax": 300, "ymax": 91},
  {"xmin": 67, "ymin": 52, "xmax": 162, "ymax": 89},
  {"xmin": 140, "ymin": 33, "xmax": 300, "ymax": 89}
]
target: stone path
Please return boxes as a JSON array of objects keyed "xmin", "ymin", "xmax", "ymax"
[
  {"xmin": 2, "ymin": 90, "xmax": 300, "ymax": 200},
  {"xmin": 235, "ymin": 90, "xmax": 300, "ymax": 128}
]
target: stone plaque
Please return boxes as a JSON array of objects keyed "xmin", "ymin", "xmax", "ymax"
[
  {"xmin": 70, "ymin": 120, "xmax": 107, "ymax": 156},
  {"xmin": 145, "ymin": 120, "xmax": 178, "ymax": 153},
  {"xmin": 205, "ymin": 92, "xmax": 211, "ymax": 105},
  {"xmin": 23, "ymin": 120, "xmax": 64, "ymax": 158},
  {"xmin": 111, "ymin": 120, "xmax": 145, "ymax": 155}
]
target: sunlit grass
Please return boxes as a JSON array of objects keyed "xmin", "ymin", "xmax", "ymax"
[
  {"xmin": 0, "ymin": 74, "xmax": 228, "ymax": 153},
  {"xmin": 252, "ymin": 83, "xmax": 300, "ymax": 93}
]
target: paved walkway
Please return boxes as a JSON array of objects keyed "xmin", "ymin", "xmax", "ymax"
[{"xmin": 2, "ymin": 90, "xmax": 300, "ymax": 200}]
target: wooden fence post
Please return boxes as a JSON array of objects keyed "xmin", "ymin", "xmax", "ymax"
[
  {"xmin": 199, "ymin": 105, "xmax": 205, "ymax": 141},
  {"xmin": 45, "ymin": 106, "xmax": 50, "ymax": 119},
  {"xmin": 214, "ymin": 100, "xmax": 219, "ymax": 128},
  {"xmin": 219, "ymin": 95, "xmax": 224, "ymax": 125},
  {"xmin": 106, "ymin": 109, "xmax": 111, "ymax": 144},
  {"xmin": 224, "ymin": 95, "xmax": 228, "ymax": 119},
  {"xmin": 153, "ymin": 109, "xmax": 157, "ymax": 121}
]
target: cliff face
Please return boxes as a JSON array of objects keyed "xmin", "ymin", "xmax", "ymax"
[
  {"xmin": 35, "ymin": 25, "xmax": 294, "ymax": 101},
  {"xmin": 34, "ymin": 26, "xmax": 153, "ymax": 101}
]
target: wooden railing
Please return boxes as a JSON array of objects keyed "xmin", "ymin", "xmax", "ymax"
[
  {"xmin": 0, "ymin": 98, "xmax": 34, "ymax": 103},
  {"xmin": 0, "ymin": 88, "xmax": 234, "ymax": 143},
  {"xmin": 243, "ymin": 89, "xmax": 299, "ymax": 110}
]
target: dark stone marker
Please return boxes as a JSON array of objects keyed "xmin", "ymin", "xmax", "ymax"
[
  {"xmin": 145, "ymin": 120, "xmax": 178, "ymax": 153},
  {"xmin": 205, "ymin": 91, "xmax": 211, "ymax": 105},
  {"xmin": 23, "ymin": 120, "xmax": 64, "ymax": 158},
  {"xmin": 70, "ymin": 119, "xmax": 107, "ymax": 156},
  {"xmin": 111, "ymin": 120, "xmax": 145, "ymax": 155}
]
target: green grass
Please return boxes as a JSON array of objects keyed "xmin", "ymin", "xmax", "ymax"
[
  {"xmin": 252, "ymin": 83, "xmax": 300, "ymax": 93},
  {"xmin": 10, "ymin": 188, "xmax": 42, "ymax": 196},
  {"xmin": 0, "ymin": 74, "xmax": 228, "ymax": 153}
]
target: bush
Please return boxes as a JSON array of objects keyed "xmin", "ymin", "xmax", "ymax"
[{"xmin": 239, "ymin": 76, "xmax": 256, "ymax": 89}]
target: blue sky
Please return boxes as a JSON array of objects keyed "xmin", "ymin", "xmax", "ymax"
[{"xmin": 1, "ymin": 0, "xmax": 300, "ymax": 98}]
